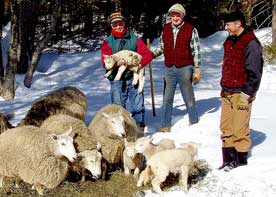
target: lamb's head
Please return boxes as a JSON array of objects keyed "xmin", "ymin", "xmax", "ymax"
[
  {"xmin": 77, "ymin": 147, "xmax": 102, "ymax": 180},
  {"xmin": 179, "ymin": 142, "xmax": 200, "ymax": 158},
  {"xmin": 48, "ymin": 127, "xmax": 77, "ymax": 162},
  {"xmin": 124, "ymin": 138, "xmax": 137, "ymax": 159},
  {"xmin": 103, "ymin": 55, "xmax": 116, "ymax": 70},
  {"xmin": 102, "ymin": 110, "xmax": 126, "ymax": 137},
  {"xmin": 134, "ymin": 136, "xmax": 152, "ymax": 154}
]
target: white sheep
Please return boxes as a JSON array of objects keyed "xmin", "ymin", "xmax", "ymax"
[
  {"xmin": 18, "ymin": 86, "xmax": 87, "ymax": 127},
  {"xmin": 134, "ymin": 136, "xmax": 176, "ymax": 161},
  {"xmin": 88, "ymin": 104, "xmax": 140, "ymax": 175},
  {"xmin": 0, "ymin": 125, "xmax": 77, "ymax": 195},
  {"xmin": 123, "ymin": 138, "xmax": 145, "ymax": 178},
  {"xmin": 88, "ymin": 104, "xmax": 139, "ymax": 139},
  {"xmin": 103, "ymin": 50, "xmax": 145, "ymax": 93},
  {"xmin": 137, "ymin": 142, "xmax": 199, "ymax": 196},
  {"xmin": 40, "ymin": 114, "xmax": 104, "ymax": 180}
]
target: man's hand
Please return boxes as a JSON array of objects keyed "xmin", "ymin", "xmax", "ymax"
[
  {"xmin": 237, "ymin": 92, "xmax": 251, "ymax": 110},
  {"xmin": 192, "ymin": 67, "xmax": 201, "ymax": 85},
  {"xmin": 116, "ymin": 59, "xmax": 125, "ymax": 67}
]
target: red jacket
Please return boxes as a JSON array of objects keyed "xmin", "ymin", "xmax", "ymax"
[
  {"xmin": 221, "ymin": 31, "xmax": 256, "ymax": 89},
  {"xmin": 163, "ymin": 22, "xmax": 194, "ymax": 67}
]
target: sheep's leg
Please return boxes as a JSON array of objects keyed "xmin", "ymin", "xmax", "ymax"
[
  {"xmin": 179, "ymin": 165, "xmax": 189, "ymax": 193},
  {"xmin": 34, "ymin": 184, "xmax": 45, "ymax": 196},
  {"xmin": 101, "ymin": 160, "xmax": 108, "ymax": 180},
  {"xmin": 14, "ymin": 177, "xmax": 21, "ymax": 188},
  {"xmin": 114, "ymin": 65, "xmax": 127, "ymax": 81},
  {"xmin": 137, "ymin": 169, "xmax": 148, "ymax": 187},
  {"xmin": 124, "ymin": 165, "xmax": 131, "ymax": 176},
  {"xmin": 136, "ymin": 68, "xmax": 145, "ymax": 93},
  {"xmin": 81, "ymin": 169, "xmax": 86, "ymax": 182},
  {"xmin": 151, "ymin": 177, "xmax": 164, "ymax": 197},
  {"xmin": 0, "ymin": 175, "xmax": 4, "ymax": 188},
  {"xmin": 104, "ymin": 69, "xmax": 113, "ymax": 78},
  {"xmin": 132, "ymin": 72, "xmax": 139, "ymax": 86},
  {"xmin": 133, "ymin": 167, "xmax": 140, "ymax": 178}
]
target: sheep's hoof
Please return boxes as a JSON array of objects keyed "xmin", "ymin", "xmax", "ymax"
[{"xmin": 35, "ymin": 185, "xmax": 45, "ymax": 196}]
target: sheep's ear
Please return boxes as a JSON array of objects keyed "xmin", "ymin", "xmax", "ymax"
[
  {"xmin": 102, "ymin": 112, "xmax": 109, "ymax": 118},
  {"xmin": 96, "ymin": 142, "xmax": 102, "ymax": 151},
  {"xmin": 64, "ymin": 126, "xmax": 73, "ymax": 136}
]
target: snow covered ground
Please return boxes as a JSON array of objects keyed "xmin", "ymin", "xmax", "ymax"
[{"xmin": 1, "ymin": 25, "xmax": 276, "ymax": 197}]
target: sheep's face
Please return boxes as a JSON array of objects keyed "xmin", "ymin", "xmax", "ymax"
[
  {"xmin": 124, "ymin": 141, "xmax": 136, "ymax": 159},
  {"xmin": 134, "ymin": 136, "xmax": 151, "ymax": 154},
  {"xmin": 102, "ymin": 111, "xmax": 126, "ymax": 137},
  {"xmin": 79, "ymin": 150, "xmax": 102, "ymax": 180},
  {"xmin": 50, "ymin": 127, "xmax": 77, "ymax": 162},
  {"xmin": 103, "ymin": 55, "xmax": 116, "ymax": 70}
]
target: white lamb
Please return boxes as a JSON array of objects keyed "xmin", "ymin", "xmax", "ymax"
[
  {"xmin": 123, "ymin": 138, "xmax": 145, "ymax": 178},
  {"xmin": 134, "ymin": 136, "xmax": 176, "ymax": 161},
  {"xmin": 137, "ymin": 142, "xmax": 199, "ymax": 196},
  {"xmin": 103, "ymin": 50, "xmax": 145, "ymax": 93},
  {"xmin": 0, "ymin": 125, "xmax": 77, "ymax": 195}
]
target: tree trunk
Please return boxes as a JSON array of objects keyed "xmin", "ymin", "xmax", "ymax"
[
  {"xmin": 0, "ymin": 0, "xmax": 4, "ymax": 89},
  {"xmin": 24, "ymin": 0, "xmax": 61, "ymax": 88},
  {"xmin": 273, "ymin": 0, "xmax": 276, "ymax": 44},
  {"xmin": 1, "ymin": 0, "xmax": 19, "ymax": 100}
]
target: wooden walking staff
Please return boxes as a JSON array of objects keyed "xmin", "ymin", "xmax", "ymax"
[{"xmin": 146, "ymin": 39, "xmax": 156, "ymax": 117}]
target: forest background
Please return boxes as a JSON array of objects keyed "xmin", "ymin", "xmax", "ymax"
[{"xmin": 0, "ymin": 0, "xmax": 274, "ymax": 100}]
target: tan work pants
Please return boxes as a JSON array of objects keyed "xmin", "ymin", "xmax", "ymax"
[{"xmin": 220, "ymin": 93, "xmax": 252, "ymax": 152}]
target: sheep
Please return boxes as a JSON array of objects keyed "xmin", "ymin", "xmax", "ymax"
[
  {"xmin": 88, "ymin": 104, "xmax": 139, "ymax": 140},
  {"xmin": 103, "ymin": 50, "xmax": 145, "ymax": 93},
  {"xmin": 137, "ymin": 143, "xmax": 199, "ymax": 196},
  {"xmin": 40, "ymin": 114, "xmax": 105, "ymax": 180},
  {"xmin": 18, "ymin": 86, "xmax": 87, "ymax": 127},
  {"xmin": 0, "ymin": 112, "xmax": 13, "ymax": 134},
  {"xmin": 88, "ymin": 104, "xmax": 140, "ymax": 176},
  {"xmin": 134, "ymin": 136, "xmax": 176, "ymax": 161},
  {"xmin": 0, "ymin": 125, "xmax": 77, "ymax": 195},
  {"xmin": 123, "ymin": 138, "xmax": 145, "ymax": 178}
]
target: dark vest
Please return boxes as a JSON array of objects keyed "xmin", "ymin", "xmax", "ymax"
[
  {"xmin": 221, "ymin": 31, "xmax": 256, "ymax": 89},
  {"xmin": 106, "ymin": 31, "xmax": 138, "ymax": 81},
  {"xmin": 163, "ymin": 22, "xmax": 194, "ymax": 67}
]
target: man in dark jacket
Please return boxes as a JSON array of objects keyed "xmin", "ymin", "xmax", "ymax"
[{"xmin": 219, "ymin": 11, "xmax": 263, "ymax": 171}]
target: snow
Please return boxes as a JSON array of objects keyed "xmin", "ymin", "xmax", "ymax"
[{"xmin": 1, "ymin": 26, "xmax": 276, "ymax": 197}]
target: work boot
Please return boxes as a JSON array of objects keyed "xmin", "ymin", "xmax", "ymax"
[
  {"xmin": 218, "ymin": 147, "xmax": 237, "ymax": 172},
  {"xmin": 159, "ymin": 126, "xmax": 171, "ymax": 133},
  {"xmin": 236, "ymin": 152, "xmax": 248, "ymax": 166}
]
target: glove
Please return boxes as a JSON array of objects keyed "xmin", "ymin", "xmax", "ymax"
[
  {"xmin": 236, "ymin": 92, "xmax": 251, "ymax": 110},
  {"xmin": 192, "ymin": 67, "xmax": 201, "ymax": 85}
]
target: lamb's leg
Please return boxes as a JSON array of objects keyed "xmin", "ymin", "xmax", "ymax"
[
  {"xmin": 137, "ymin": 68, "xmax": 145, "ymax": 94},
  {"xmin": 81, "ymin": 168, "xmax": 86, "ymax": 182},
  {"xmin": 179, "ymin": 165, "xmax": 189, "ymax": 193},
  {"xmin": 104, "ymin": 69, "xmax": 113, "ymax": 78},
  {"xmin": 14, "ymin": 177, "xmax": 21, "ymax": 188},
  {"xmin": 133, "ymin": 167, "xmax": 140, "ymax": 178},
  {"xmin": 114, "ymin": 65, "xmax": 127, "ymax": 81},
  {"xmin": 151, "ymin": 177, "xmax": 164, "ymax": 197},
  {"xmin": 132, "ymin": 72, "xmax": 139, "ymax": 86},
  {"xmin": 0, "ymin": 175, "xmax": 4, "ymax": 188},
  {"xmin": 124, "ymin": 164, "xmax": 131, "ymax": 176}
]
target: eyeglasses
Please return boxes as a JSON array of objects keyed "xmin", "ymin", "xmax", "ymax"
[{"xmin": 111, "ymin": 22, "xmax": 125, "ymax": 28}]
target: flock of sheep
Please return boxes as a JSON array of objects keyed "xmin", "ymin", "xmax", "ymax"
[{"xmin": 0, "ymin": 86, "xmax": 208, "ymax": 196}]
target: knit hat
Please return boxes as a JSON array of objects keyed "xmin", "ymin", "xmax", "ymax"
[
  {"xmin": 109, "ymin": 12, "xmax": 125, "ymax": 24},
  {"xmin": 168, "ymin": 3, "xmax": 186, "ymax": 16},
  {"xmin": 224, "ymin": 11, "xmax": 246, "ymax": 26}
]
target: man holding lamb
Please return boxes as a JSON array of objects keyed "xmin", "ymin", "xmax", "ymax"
[{"xmin": 101, "ymin": 12, "xmax": 153, "ymax": 133}]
